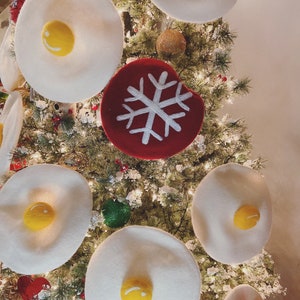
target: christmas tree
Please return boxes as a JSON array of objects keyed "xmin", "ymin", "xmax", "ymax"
[{"xmin": 0, "ymin": 0, "xmax": 286, "ymax": 299}]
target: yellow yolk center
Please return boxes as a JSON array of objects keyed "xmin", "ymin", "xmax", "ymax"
[
  {"xmin": 23, "ymin": 202, "xmax": 55, "ymax": 231},
  {"xmin": 0, "ymin": 122, "xmax": 3, "ymax": 146},
  {"xmin": 234, "ymin": 205, "xmax": 260, "ymax": 230},
  {"xmin": 42, "ymin": 20, "xmax": 74, "ymax": 56},
  {"xmin": 121, "ymin": 278, "xmax": 153, "ymax": 300}
]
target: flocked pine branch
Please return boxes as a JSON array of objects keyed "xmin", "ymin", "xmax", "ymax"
[{"xmin": 0, "ymin": 0, "xmax": 286, "ymax": 299}]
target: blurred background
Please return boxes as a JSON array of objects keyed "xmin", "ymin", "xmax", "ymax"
[
  {"xmin": 224, "ymin": 0, "xmax": 300, "ymax": 298},
  {"xmin": 1, "ymin": 0, "xmax": 299, "ymax": 298}
]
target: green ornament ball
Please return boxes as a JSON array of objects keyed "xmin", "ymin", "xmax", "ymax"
[{"xmin": 101, "ymin": 199, "xmax": 131, "ymax": 228}]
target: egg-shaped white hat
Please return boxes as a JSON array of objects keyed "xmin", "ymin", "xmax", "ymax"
[
  {"xmin": 0, "ymin": 24, "xmax": 25, "ymax": 92},
  {"xmin": 0, "ymin": 91, "xmax": 23, "ymax": 178},
  {"xmin": 224, "ymin": 284, "xmax": 263, "ymax": 300},
  {"xmin": 0, "ymin": 164, "xmax": 92, "ymax": 274},
  {"xmin": 14, "ymin": 0, "xmax": 124, "ymax": 103},
  {"xmin": 85, "ymin": 225, "xmax": 201, "ymax": 300},
  {"xmin": 191, "ymin": 163, "xmax": 272, "ymax": 264},
  {"xmin": 151, "ymin": 0, "xmax": 237, "ymax": 24}
]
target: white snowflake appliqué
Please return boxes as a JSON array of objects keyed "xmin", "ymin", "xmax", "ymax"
[{"xmin": 116, "ymin": 71, "xmax": 193, "ymax": 145}]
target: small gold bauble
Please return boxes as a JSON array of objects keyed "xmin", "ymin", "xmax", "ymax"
[{"xmin": 156, "ymin": 29, "xmax": 186, "ymax": 57}]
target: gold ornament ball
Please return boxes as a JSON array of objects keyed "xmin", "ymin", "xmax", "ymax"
[{"xmin": 156, "ymin": 29, "xmax": 186, "ymax": 57}]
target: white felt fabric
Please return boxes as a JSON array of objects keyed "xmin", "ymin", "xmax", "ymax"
[
  {"xmin": 151, "ymin": 0, "xmax": 237, "ymax": 23},
  {"xmin": 85, "ymin": 226, "xmax": 201, "ymax": 300},
  {"xmin": 0, "ymin": 24, "xmax": 25, "ymax": 91},
  {"xmin": 0, "ymin": 91, "xmax": 23, "ymax": 178},
  {"xmin": 14, "ymin": 0, "xmax": 124, "ymax": 103},
  {"xmin": 191, "ymin": 163, "xmax": 272, "ymax": 264},
  {"xmin": 0, "ymin": 164, "xmax": 92, "ymax": 274},
  {"xmin": 224, "ymin": 284, "xmax": 263, "ymax": 300}
]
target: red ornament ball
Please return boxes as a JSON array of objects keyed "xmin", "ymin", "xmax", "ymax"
[
  {"xmin": 10, "ymin": 158, "xmax": 27, "ymax": 171},
  {"xmin": 17, "ymin": 275, "xmax": 51, "ymax": 300},
  {"xmin": 10, "ymin": 0, "xmax": 26, "ymax": 23}
]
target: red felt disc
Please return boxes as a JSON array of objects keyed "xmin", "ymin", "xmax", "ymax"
[{"xmin": 101, "ymin": 58, "xmax": 205, "ymax": 160}]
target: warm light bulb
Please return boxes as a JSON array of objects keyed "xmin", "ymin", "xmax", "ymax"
[
  {"xmin": 23, "ymin": 202, "xmax": 55, "ymax": 231},
  {"xmin": 0, "ymin": 123, "xmax": 3, "ymax": 146},
  {"xmin": 234, "ymin": 205, "xmax": 260, "ymax": 230},
  {"xmin": 42, "ymin": 20, "xmax": 74, "ymax": 56},
  {"xmin": 121, "ymin": 278, "xmax": 153, "ymax": 300}
]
